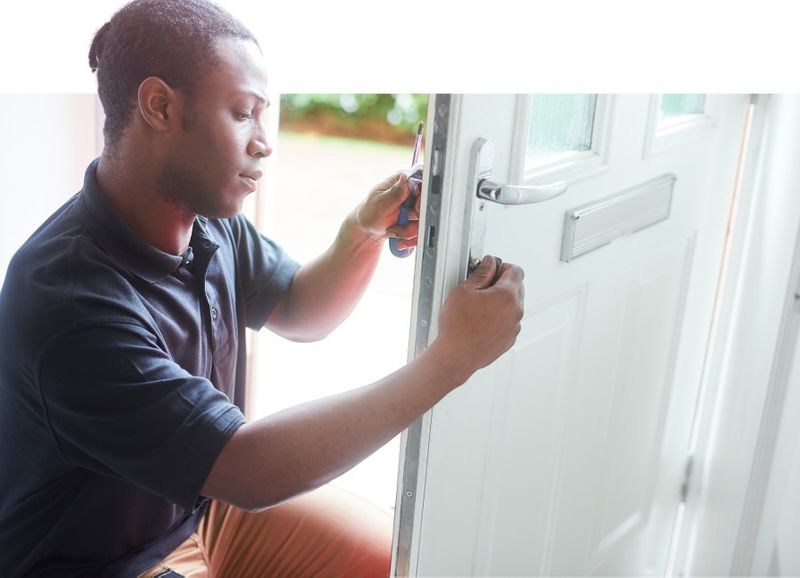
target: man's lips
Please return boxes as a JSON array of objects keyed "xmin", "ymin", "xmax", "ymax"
[
  {"xmin": 240, "ymin": 170, "xmax": 262, "ymax": 190},
  {"xmin": 240, "ymin": 170, "xmax": 263, "ymax": 181}
]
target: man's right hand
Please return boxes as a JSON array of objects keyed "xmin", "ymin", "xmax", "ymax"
[
  {"xmin": 431, "ymin": 255, "xmax": 525, "ymax": 379},
  {"xmin": 203, "ymin": 254, "xmax": 524, "ymax": 511}
]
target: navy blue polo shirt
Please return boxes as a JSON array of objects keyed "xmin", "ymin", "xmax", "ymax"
[{"xmin": 0, "ymin": 159, "xmax": 300, "ymax": 576}]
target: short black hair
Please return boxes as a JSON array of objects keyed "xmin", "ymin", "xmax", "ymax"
[{"xmin": 89, "ymin": 0, "xmax": 258, "ymax": 152}]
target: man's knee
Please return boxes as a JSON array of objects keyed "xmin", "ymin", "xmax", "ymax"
[
  {"xmin": 293, "ymin": 485, "xmax": 393, "ymax": 577},
  {"xmin": 203, "ymin": 484, "xmax": 393, "ymax": 577}
]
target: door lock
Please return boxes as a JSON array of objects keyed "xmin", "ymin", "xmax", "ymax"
[{"xmin": 466, "ymin": 138, "xmax": 568, "ymax": 275}]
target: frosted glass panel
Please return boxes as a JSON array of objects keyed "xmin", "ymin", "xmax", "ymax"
[
  {"xmin": 659, "ymin": 94, "xmax": 706, "ymax": 129},
  {"xmin": 661, "ymin": 94, "xmax": 705, "ymax": 117},
  {"xmin": 526, "ymin": 94, "xmax": 597, "ymax": 169}
]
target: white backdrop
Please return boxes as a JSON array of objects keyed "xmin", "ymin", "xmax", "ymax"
[
  {"xmin": 0, "ymin": 96, "xmax": 102, "ymax": 282},
  {"xmin": 1, "ymin": 0, "xmax": 799, "ymax": 94}
]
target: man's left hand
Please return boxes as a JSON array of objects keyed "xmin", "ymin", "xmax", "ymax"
[{"xmin": 353, "ymin": 170, "xmax": 421, "ymax": 251}]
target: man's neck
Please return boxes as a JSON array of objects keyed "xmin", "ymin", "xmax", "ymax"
[{"xmin": 96, "ymin": 151, "xmax": 195, "ymax": 256}]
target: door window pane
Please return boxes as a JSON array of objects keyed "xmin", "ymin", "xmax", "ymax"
[
  {"xmin": 526, "ymin": 94, "xmax": 597, "ymax": 169},
  {"xmin": 659, "ymin": 94, "xmax": 706, "ymax": 128}
]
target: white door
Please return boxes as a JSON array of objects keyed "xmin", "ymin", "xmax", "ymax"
[{"xmin": 392, "ymin": 94, "xmax": 750, "ymax": 576}]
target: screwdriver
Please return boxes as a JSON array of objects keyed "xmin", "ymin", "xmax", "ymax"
[{"xmin": 390, "ymin": 121, "xmax": 424, "ymax": 258}]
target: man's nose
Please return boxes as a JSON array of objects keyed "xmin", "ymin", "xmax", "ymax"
[{"xmin": 248, "ymin": 126, "xmax": 271, "ymax": 159}]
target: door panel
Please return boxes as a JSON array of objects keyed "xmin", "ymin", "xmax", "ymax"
[
  {"xmin": 584, "ymin": 238, "xmax": 695, "ymax": 573},
  {"xmin": 474, "ymin": 290, "xmax": 584, "ymax": 575},
  {"xmin": 395, "ymin": 94, "xmax": 749, "ymax": 576}
]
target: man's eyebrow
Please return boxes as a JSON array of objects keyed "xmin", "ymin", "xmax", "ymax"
[{"xmin": 238, "ymin": 91, "xmax": 270, "ymax": 106}]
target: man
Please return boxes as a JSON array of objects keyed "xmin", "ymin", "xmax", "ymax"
[{"xmin": 0, "ymin": 0, "xmax": 524, "ymax": 576}]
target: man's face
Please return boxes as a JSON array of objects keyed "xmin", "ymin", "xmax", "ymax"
[{"xmin": 157, "ymin": 36, "xmax": 270, "ymax": 219}]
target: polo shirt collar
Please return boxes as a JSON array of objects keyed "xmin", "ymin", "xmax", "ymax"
[{"xmin": 78, "ymin": 158, "xmax": 219, "ymax": 284}]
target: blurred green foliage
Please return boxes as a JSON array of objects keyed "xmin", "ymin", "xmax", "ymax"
[{"xmin": 281, "ymin": 94, "xmax": 429, "ymax": 135}]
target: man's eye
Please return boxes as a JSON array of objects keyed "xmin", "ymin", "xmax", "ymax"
[{"xmin": 235, "ymin": 111, "xmax": 253, "ymax": 120}]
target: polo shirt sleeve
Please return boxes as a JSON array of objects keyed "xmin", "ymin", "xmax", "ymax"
[
  {"xmin": 229, "ymin": 214, "xmax": 301, "ymax": 329},
  {"xmin": 37, "ymin": 321, "xmax": 246, "ymax": 512}
]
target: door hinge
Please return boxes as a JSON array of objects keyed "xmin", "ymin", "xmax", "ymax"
[{"xmin": 679, "ymin": 454, "xmax": 695, "ymax": 502}]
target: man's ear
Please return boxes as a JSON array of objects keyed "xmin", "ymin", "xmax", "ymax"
[{"xmin": 137, "ymin": 76, "xmax": 177, "ymax": 132}]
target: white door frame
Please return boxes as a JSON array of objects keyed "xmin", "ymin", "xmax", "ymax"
[
  {"xmin": 391, "ymin": 93, "xmax": 462, "ymax": 577},
  {"xmin": 677, "ymin": 94, "xmax": 800, "ymax": 575}
]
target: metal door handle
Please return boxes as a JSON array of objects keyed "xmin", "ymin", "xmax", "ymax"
[
  {"xmin": 465, "ymin": 137, "xmax": 569, "ymax": 277},
  {"xmin": 478, "ymin": 179, "xmax": 567, "ymax": 205}
]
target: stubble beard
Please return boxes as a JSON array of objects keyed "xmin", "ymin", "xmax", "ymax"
[
  {"xmin": 155, "ymin": 101, "xmax": 239, "ymax": 220},
  {"xmin": 157, "ymin": 154, "xmax": 239, "ymax": 220}
]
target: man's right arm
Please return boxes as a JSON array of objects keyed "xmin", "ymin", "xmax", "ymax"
[{"xmin": 201, "ymin": 256, "xmax": 524, "ymax": 511}]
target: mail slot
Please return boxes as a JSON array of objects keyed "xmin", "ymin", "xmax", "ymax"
[{"xmin": 561, "ymin": 173, "xmax": 677, "ymax": 262}]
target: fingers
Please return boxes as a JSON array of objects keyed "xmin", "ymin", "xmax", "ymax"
[
  {"xmin": 393, "ymin": 240, "xmax": 416, "ymax": 252},
  {"xmin": 373, "ymin": 170, "xmax": 405, "ymax": 193},
  {"xmin": 366, "ymin": 171, "xmax": 410, "ymax": 216},
  {"xmin": 495, "ymin": 262, "xmax": 525, "ymax": 301},
  {"xmin": 382, "ymin": 167, "xmax": 423, "ymax": 211},
  {"xmin": 378, "ymin": 168, "xmax": 423, "ymax": 217},
  {"xmin": 379, "ymin": 172, "xmax": 409, "ymax": 204},
  {"xmin": 491, "ymin": 257, "xmax": 503, "ymax": 285},
  {"xmin": 385, "ymin": 220, "xmax": 419, "ymax": 241},
  {"xmin": 465, "ymin": 255, "xmax": 499, "ymax": 290},
  {"xmin": 407, "ymin": 208, "xmax": 420, "ymax": 221},
  {"xmin": 361, "ymin": 168, "xmax": 424, "ymax": 240},
  {"xmin": 494, "ymin": 262, "xmax": 524, "ymax": 287},
  {"xmin": 386, "ymin": 221, "xmax": 418, "ymax": 252},
  {"xmin": 466, "ymin": 257, "xmax": 524, "ymax": 290},
  {"xmin": 480, "ymin": 259, "xmax": 525, "ymax": 305}
]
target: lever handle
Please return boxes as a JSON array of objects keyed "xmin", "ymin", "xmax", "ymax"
[
  {"xmin": 465, "ymin": 137, "xmax": 569, "ymax": 280},
  {"xmin": 477, "ymin": 179, "xmax": 567, "ymax": 205}
]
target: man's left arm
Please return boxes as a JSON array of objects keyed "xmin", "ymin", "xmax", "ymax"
[{"xmin": 265, "ymin": 170, "xmax": 419, "ymax": 342}]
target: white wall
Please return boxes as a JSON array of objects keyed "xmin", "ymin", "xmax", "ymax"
[{"xmin": 0, "ymin": 95, "xmax": 102, "ymax": 282}]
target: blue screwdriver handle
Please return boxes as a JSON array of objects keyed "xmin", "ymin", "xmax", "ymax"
[
  {"xmin": 391, "ymin": 122, "xmax": 424, "ymax": 258},
  {"xmin": 389, "ymin": 207, "xmax": 412, "ymax": 257},
  {"xmin": 389, "ymin": 168, "xmax": 422, "ymax": 258}
]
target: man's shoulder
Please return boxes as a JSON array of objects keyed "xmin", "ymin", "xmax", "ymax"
[
  {"xmin": 2, "ymin": 202, "xmax": 148, "ymax": 345},
  {"xmin": 11, "ymin": 196, "xmax": 135, "ymax": 290}
]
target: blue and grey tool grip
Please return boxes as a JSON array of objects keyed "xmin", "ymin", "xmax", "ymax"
[
  {"xmin": 389, "ymin": 167, "xmax": 423, "ymax": 258},
  {"xmin": 389, "ymin": 207, "xmax": 413, "ymax": 257}
]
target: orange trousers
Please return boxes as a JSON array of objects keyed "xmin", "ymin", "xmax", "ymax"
[{"xmin": 139, "ymin": 485, "xmax": 393, "ymax": 578}]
